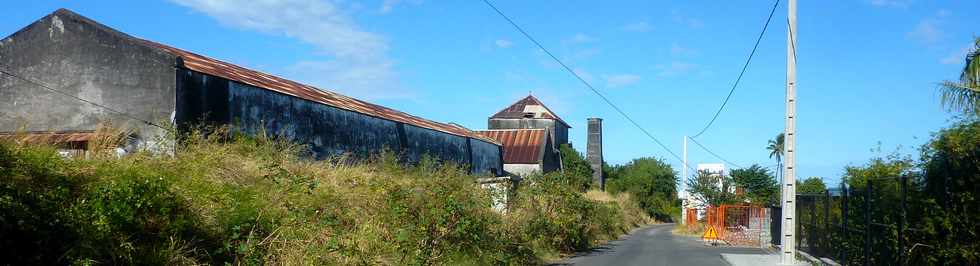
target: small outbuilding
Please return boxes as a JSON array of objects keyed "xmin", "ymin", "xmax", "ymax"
[{"xmin": 476, "ymin": 128, "xmax": 561, "ymax": 176}]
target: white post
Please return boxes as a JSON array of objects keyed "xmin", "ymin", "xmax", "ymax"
[
  {"xmin": 781, "ymin": 0, "xmax": 798, "ymax": 264},
  {"xmin": 681, "ymin": 136, "xmax": 688, "ymax": 225}
]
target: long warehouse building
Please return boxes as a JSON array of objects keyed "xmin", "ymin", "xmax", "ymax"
[{"xmin": 0, "ymin": 8, "xmax": 503, "ymax": 175}]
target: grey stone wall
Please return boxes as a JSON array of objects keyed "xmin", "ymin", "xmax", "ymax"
[
  {"xmin": 0, "ymin": 10, "xmax": 176, "ymax": 143},
  {"xmin": 587, "ymin": 118, "xmax": 603, "ymax": 190}
]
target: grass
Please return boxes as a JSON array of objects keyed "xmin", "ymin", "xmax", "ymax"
[
  {"xmin": 672, "ymin": 221, "xmax": 707, "ymax": 237},
  {"xmin": 0, "ymin": 126, "xmax": 652, "ymax": 265}
]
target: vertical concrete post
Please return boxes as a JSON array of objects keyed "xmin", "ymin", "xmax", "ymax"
[{"xmin": 586, "ymin": 118, "xmax": 604, "ymax": 190}]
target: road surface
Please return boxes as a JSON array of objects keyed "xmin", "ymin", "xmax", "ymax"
[{"xmin": 555, "ymin": 223, "xmax": 769, "ymax": 266}]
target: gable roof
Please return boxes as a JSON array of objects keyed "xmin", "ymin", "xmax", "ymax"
[
  {"xmin": 490, "ymin": 95, "xmax": 570, "ymax": 127},
  {"xmin": 476, "ymin": 129, "xmax": 549, "ymax": 164},
  {"xmin": 28, "ymin": 9, "xmax": 498, "ymax": 145}
]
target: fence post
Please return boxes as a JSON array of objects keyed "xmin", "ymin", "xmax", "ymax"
[
  {"xmin": 824, "ymin": 189, "xmax": 831, "ymax": 258},
  {"xmin": 864, "ymin": 180, "xmax": 873, "ymax": 266},
  {"xmin": 841, "ymin": 182, "xmax": 848, "ymax": 265},
  {"xmin": 898, "ymin": 175, "xmax": 907, "ymax": 266},
  {"xmin": 810, "ymin": 197, "xmax": 817, "ymax": 254}
]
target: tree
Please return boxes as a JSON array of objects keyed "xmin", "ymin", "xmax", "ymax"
[
  {"xmin": 606, "ymin": 158, "xmax": 678, "ymax": 221},
  {"xmin": 767, "ymin": 133, "xmax": 785, "ymax": 184},
  {"xmin": 730, "ymin": 165, "xmax": 779, "ymax": 206},
  {"xmin": 938, "ymin": 37, "xmax": 980, "ymax": 115},
  {"xmin": 797, "ymin": 177, "xmax": 827, "ymax": 194},
  {"xmin": 685, "ymin": 170, "xmax": 737, "ymax": 208},
  {"xmin": 919, "ymin": 118, "xmax": 980, "ymax": 264},
  {"xmin": 558, "ymin": 144, "xmax": 592, "ymax": 191}
]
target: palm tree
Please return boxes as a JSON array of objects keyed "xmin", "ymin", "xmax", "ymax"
[
  {"xmin": 938, "ymin": 37, "xmax": 980, "ymax": 115},
  {"xmin": 767, "ymin": 133, "xmax": 785, "ymax": 184}
]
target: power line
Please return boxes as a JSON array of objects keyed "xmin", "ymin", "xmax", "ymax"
[
  {"xmin": 480, "ymin": 0, "xmax": 697, "ymax": 173},
  {"xmin": 690, "ymin": 0, "xmax": 781, "ymax": 138},
  {"xmin": 688, "ymin": 137, "xmax": 744, "ymax": 169},
  {"xmin": 0, "ymin": 67, "xmax": 170, "ymax": 132}
]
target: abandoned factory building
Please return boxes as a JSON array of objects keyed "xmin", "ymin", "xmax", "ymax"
[
  {"xmin": 0, "ymin": 9, "xmax": 503, "ymax": 176},
  {"xmin": 477, "ymin": 95, "xmax": 569, "ymax": 176}
]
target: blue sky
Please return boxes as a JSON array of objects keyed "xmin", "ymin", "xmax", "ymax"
[{"xmin": 3, "ymin": 0, "xmax": 977, "ymax": 184}]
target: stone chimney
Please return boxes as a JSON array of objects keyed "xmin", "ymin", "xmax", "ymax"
[{"xmin": 587, "ymin": 118, "xmax": 604, "ymax": 190}]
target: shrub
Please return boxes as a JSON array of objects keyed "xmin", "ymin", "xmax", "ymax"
[{"xmin": 0, "ymin": 128, "xmax": 647, "ymax": 265}]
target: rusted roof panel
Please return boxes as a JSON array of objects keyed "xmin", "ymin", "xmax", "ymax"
[
  {"xmin": 135, "ymin": 40, "xmax": 498, "ymax": 145},
  {"xmin": 476, "ymin": 129, "xmax": 546, "ymax": 164},
  {"xmin": 0, "ymin": 131, "xmax": 94, "ymax": 144},
  {"xmin": 490, "ymin": 95, "xmax": 570, "ymax": 127}
]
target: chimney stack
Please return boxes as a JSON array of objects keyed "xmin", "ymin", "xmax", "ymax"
[{"xmin": 586, "ymin": 118, "xmax": 604, "ymax": 190}]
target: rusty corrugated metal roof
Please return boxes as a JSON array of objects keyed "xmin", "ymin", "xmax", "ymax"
[
  {"xmin": 476, "ymin": 129, "xmax": 547, "ymax": 164},
  {"xmin": 490, "ymin": 95, "xmax": 570, "ymax": 127},
  {"xmin": 133, "ymin": 40, "xmax": 498, "ymax": 145},
  {"xmin": 0, "ymin": 131, "xmax": 94, "ymax": 144}
]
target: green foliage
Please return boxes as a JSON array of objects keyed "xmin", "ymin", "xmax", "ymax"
[
  {"xmin": 0, "ymin": 130, "xmax": 646, "ymax": 265},
  {"xmin": 606, "ymin": 157, "xmax": 679, "ymax": 221},
  {"xmin": 685, "ymin": 170, "xmax": 738, "ymax": 208},
  {"xmin": 918, "ymin": 118, "xmax": 980, "ymax": 264},
  {"xmin": 558, "ymin": 144, "xmax": 593, "ymax": 191},
  {"xmin": 730, "ymin": 164, "xmax": 778, "ymax": 206},
  {"xmin": 505, "ymin": 173, "xmax": 630, "ymax": 256},
  {"xmin": 797, "ymin": 177, "xmax": 827, "ymax": 195},
  {"xmin": 937, "ymin": 37, "xmax": 980, "ymax": 116}
]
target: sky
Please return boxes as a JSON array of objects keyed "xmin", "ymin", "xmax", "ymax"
[{"xmin": 3, "ymin": 0, "xmax": 978, "ymax": 185}]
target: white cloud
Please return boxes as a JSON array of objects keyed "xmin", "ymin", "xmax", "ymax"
[
  {"xmin": 907, "ymin": 11, "xmax": 949, "ymax": 45},
  {"xmin": 566, "ymin": 33, "xmax": 597, "ymax": 44},
  {"xmin": 170, "ymin": 0, "xmax": 408, "ymax": 100},
  {"xmin": 622, "ymin": 21, "xmax": 651, "ymax": 32},
  {"xmin": 495, "ymin": 39, "xmax": 513, "ymax": 48},
  {"xmin": 656, "ymin": 62, "xmax": 698, "ymax": 77},
  {"xmin": 603, "ymin": 74, "xmax": 641, "ymax": 88},
  {"xmin": 671, "ymin": 10, "xmax": 703, "ymax": 29},
  {"xmin": 380, "ymin": 0, "xmax": 422, "ymax": 14},
  {"xmin": 869, "ymin": 0, "xmax": 914, "ymax": 8},
  {"xmin": 670, "ymin": 43, "xmax": 697, "ymax": 56},
  {"xmin": 941, "ymin": 45, "xmax": 974, "ymax": 65}
]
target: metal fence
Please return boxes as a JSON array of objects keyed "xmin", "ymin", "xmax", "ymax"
[
  {"xmin": 790, "ymin": 175, "xmax": 948, "ymax": 266},
  {"xmin": 687, "ymin": 205, "xmax": 770, "ymax": 247}
]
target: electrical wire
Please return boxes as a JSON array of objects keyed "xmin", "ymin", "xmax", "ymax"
[
  {"xmin": 690, "ymin": 0, "xmax": 781, "ymax": 138},
  {"xmin": 688, "ymin": 137, "xmax": 743, "ymax": 169},
  {"xmin": 0, "ymin": 67, "xmax": 171, "ymax": 132},
  {"xmin": 480, "ymin": 0, "xmax": 697, "ymax": 173}
]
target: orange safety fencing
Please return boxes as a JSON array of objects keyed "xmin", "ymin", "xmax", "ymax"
[{"xmin": 687, "ymin": 204, "xmax": 768, "ymax": 246}]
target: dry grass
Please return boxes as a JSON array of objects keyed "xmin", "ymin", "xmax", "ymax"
[{"xmin": 672, "ymin": 221, "xmax": 707, "ymax": 237}]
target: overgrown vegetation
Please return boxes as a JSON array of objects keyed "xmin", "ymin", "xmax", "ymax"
[
  {"xmin": 685, "ymin": 164, "xmax": 779, "ymax": 207},
  {"xmin": 605, "ymin": 157, "xmax": 680, "ymax": 222},
  {"xmin": 558, "ymin": 144, "xmax": 593, "ymax": 191},
  {"xmin": 0, "ymin": 127, "xmax": 650, "ymax": 265}
]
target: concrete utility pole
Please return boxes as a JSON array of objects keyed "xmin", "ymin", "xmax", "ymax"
[
  {"xmin": 780, "ymin": 0, "xmax": 798, "ymax": 264},
  {"xmin": 681, "ymin": 136, "xmax": 688, "ymax": 225}
]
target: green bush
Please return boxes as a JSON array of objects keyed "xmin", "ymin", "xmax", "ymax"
[
  {"xmin": 505, "ymin": 173, "xmax": 629, "ymax": 256},
  {"xmin": 0, "ymin": 130, "xmax": 646, "ymax": 265}
]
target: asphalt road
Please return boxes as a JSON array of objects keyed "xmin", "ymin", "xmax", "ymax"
[{"xmin": 555, "ymin": 223, "xmax": 769, "ymax": 266}]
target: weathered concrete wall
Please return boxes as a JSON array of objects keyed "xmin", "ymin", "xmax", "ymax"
[
  {"xmin": 177, "ymin": 69, "xmax": 502, "ymax": 175},
  {"xmin": 503, "ymin": 163, "xmax": 541, "ymax": 177},
  {"xmin": 225, "ymin": 78, "xmax": 402, "ymax": 158},
  {"xmin": 488, "ymin": 118, "xmax": 569, "ymax": 146},
  {"xmin": 401, "ymin": 123, "xmax": 468, "ymax": 165},
  {"xmin": 0, "ymin": 10, "xmax": 176, "ymax": 143}
]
